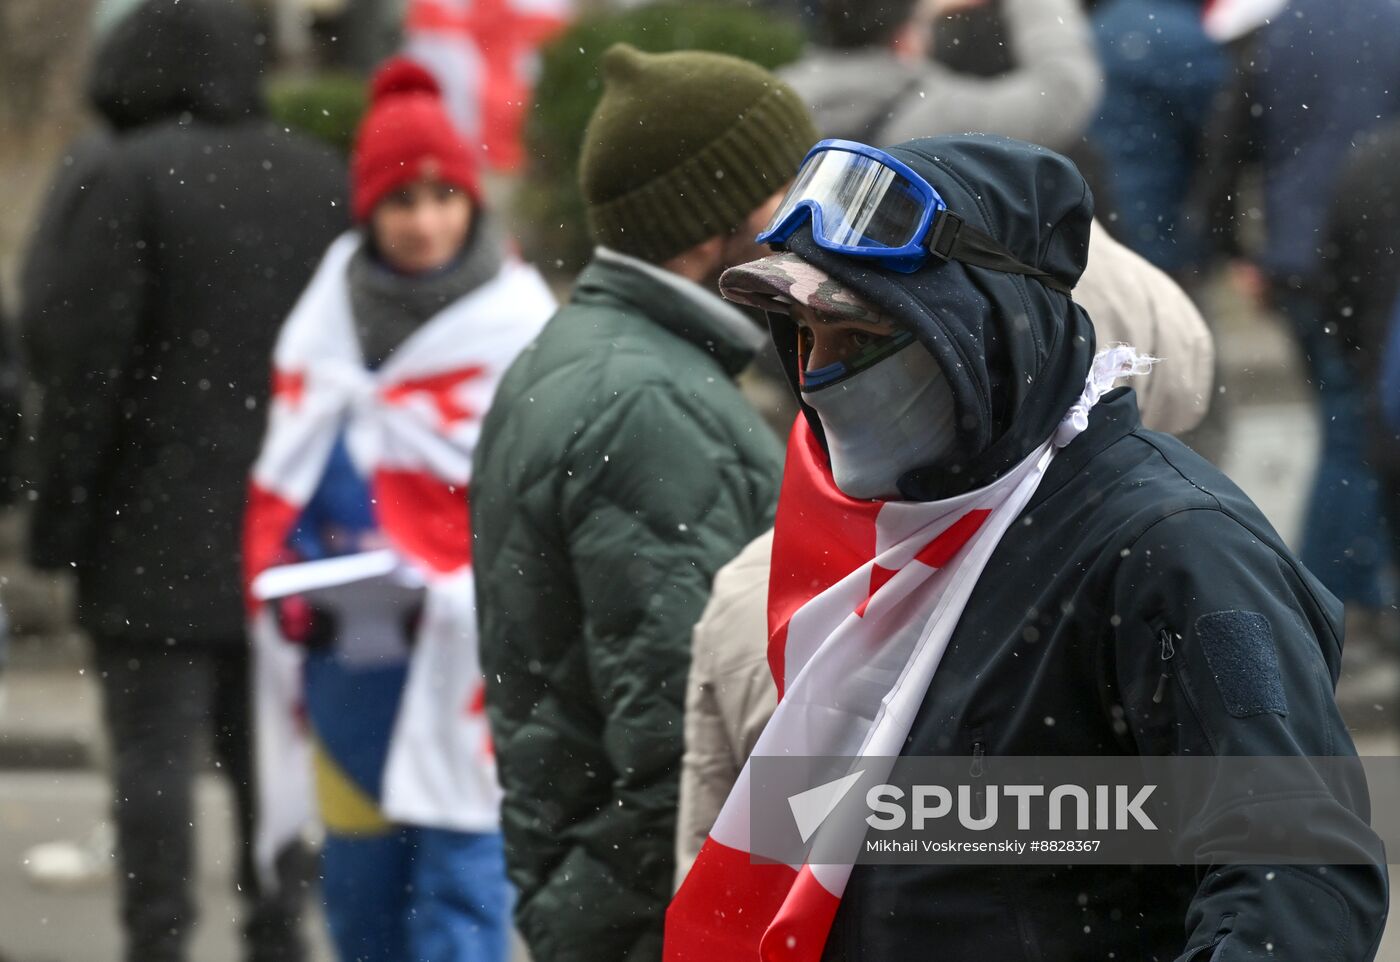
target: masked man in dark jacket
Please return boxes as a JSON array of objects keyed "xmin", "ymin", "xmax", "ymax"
[
  {"xmin": 666, "ymin": 134, "xmax": 1387, "ymax": 961},
  {"xmin": 19, "ymin": 2, "xmax": 345, "ymax": 960},
  {"xmin": 471, "ymin": 44, "xmax": 816, "ymax": 962}
]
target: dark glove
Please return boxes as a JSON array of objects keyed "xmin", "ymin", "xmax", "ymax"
[{"xmin": 273, "ymin": 594, "xmax": 336, "ymax": 650}]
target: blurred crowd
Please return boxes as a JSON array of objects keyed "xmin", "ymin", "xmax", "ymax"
[{"xmin": 2, "ymin": 0, "xmax": 1400, "ymax": 960}]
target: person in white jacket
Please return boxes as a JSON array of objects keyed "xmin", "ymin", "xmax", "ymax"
[{"xmin": 780, "ymin": 0, "xmax": 1103, "ymax": 152}]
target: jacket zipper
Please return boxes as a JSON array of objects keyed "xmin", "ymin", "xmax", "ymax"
[
  {"xmin": 1185, "ymin": 931, "xmax": 1230, "ymax": 961},
  {"xmin": 1146, "ymin": 619, "xmax": 1218, "ymax": 753},
  {"xmin": 968, "ymin": 737, "xmax": 989, "ymax": 826},
  {"xmin": 1151, "ymin": 627, "xmax": 1177, "ymax": 704},
  {"xmin": 970, "ymin": 732, "xmax": 1041, "ymax": 962}
]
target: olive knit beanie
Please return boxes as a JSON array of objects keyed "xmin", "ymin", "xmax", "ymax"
[{"xmin": 579, "ymin": 44, "xmax": 818, "ymax": 264}]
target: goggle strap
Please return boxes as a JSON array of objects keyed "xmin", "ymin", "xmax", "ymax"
[{"xmin": 927, "ymin": 211, "xmax": 1074, "ymax": 296}]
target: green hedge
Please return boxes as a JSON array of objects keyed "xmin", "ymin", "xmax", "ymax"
[
  {"xmin": 516, "ymin": 1, "xmax": 807, "ymax": 275},
  {"xmin": 266, "ymin": 72, "xmax": 368, "ymax": 155}
]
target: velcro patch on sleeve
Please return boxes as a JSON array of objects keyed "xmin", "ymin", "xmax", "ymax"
[{"xmin": 1194, "ymin": 609, "xmax": 1288, "ymax": 718}]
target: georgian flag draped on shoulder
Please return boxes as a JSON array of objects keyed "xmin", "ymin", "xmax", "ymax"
[
  {"xmin": 665, "ymin": 347, "xmax": 1152, "ymax": 961},
  {"xmin": 243, "ymin": 231, "xmax": 554, "ymax": 880}
]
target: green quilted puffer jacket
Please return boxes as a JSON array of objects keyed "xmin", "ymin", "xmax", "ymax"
[{"xmin": 471, "ymin": 252, "xmax": 784, "ymax": 962}]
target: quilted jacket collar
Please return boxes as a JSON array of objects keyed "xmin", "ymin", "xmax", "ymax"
[{"xmin": 576, "ymin": 248, "xmax": 767, "ymax": 377}]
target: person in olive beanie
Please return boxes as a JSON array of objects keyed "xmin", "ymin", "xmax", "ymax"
[
  {"xmin": 579, "ymin": 44, "xmax": 815, "ymax": 266},
  {"xmin": 471, "ymin": 43, "xmax": 816, "ymax": 962}
]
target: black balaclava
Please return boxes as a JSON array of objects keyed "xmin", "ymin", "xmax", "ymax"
[{"xmin": 769, "ymin": 133, "xmax": 1098, "ymax": 501}]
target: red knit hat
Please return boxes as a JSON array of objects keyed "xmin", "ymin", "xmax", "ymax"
[{"xmin": 351, "ymin": 58, "xmax": 481, "ymax": 223}]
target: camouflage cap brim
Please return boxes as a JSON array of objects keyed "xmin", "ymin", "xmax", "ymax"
[{"xmin": 719, "ymin": 252, "xmax": 882, "ymax": 324}]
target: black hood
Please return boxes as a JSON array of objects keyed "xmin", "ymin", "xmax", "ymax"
[
  {"xmin": 88, "ymin": 0, "xmax": 265, "ymax": 131},
  {"xmin": 773, "ymin": 134, "xmax": 1097, "ymax": 500}
]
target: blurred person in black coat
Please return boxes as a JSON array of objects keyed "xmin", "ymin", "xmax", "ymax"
[
  {"xmin": 18, "ymin": 1, "xmax": 346, "ymax": 960},
  {"xmin": 0, "ymin": 279, "xmax": 19, "ymax": 514},
  {"xmin": 1323, "ymin": 118, "xmax": 1400, "ymax": 487},
  {"xmin": 1320, "ymin": 118, "xmax": 1400, "ymax": 658},
  {"xmin": 1193, "ymin": 0, "xmax": 1400, "ymax": 616},
  {"xmin": 0, "ymin": 277, "xmax": 17, "ymax": 706}
]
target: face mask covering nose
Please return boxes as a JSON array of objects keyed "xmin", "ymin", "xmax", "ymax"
[{"xmin": 800, "ymin": 340, "xmax": 958, "ymax": 501}]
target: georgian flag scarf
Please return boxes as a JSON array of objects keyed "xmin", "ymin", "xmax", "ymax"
[
  {"xmin": 243, "ymin": 231, "xmax": 554, "ymax": 879},
  {"xmin": 665, "ymin": 346, "xmax": 1151, "ymax": 961}
]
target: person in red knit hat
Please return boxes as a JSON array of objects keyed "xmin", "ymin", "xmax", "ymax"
[
  {"xmin": 351, "ymin": 58, "xmax": 483, "ymax": 271},
  {"xmin": 248, "ymin": 56, "xmax": 555, "ymax": 962}
]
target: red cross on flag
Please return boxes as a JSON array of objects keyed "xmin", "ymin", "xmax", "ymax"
[{"xmin": 404, "ymin": 0, "xmax": 570, "ymax": 171}]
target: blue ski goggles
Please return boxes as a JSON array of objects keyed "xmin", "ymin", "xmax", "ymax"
[{"xmin": 757, "ymin": 139, "xmax": 1072, "ymax": 294}]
